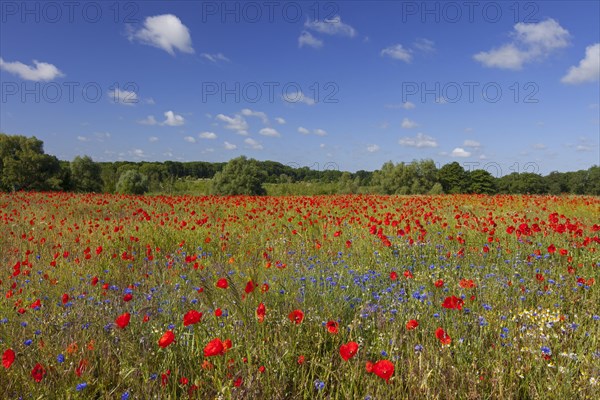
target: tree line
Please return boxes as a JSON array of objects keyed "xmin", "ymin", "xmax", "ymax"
[{"xmin": 1, "ymin": 133, "xmax": 598, "ymax": 195}]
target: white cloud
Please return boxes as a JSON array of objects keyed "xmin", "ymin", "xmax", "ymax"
[
  {"xmin": 298, "ymin": 31, "xmax": 323, "ymax": 49},
  {"xmin": 184, "ymin": 136, "xmax": 196, "ymax": 143},
  {"xmin": 224, "ymin": 141, "xmax": 237, "ymax": 150},
  {"xmin": 199, "ymin": 131, "xmax": 217, "ymax": 139},
  {"xmin": 149, "ymin": 136, "xmax": 159, "ymax": 142},
  {"xmin": 367, "ymin": 144, "xmax": 380, "ymax": 153},
  {"xmin": 399, "ymin": 132, "xmax": 438, "ymax": 148},
  {"xmin": 533, "ymin": 143, "xmax": 547, "ymax": 150},
  {"xmin": 401, "ymin": 118, "xmax": 418, "ymax": 129},
  {"xmin": 561, "ymin": 43, "xmax": 600, "ymax": 84},
  {"xmin": 313, "ymin": 128, "xmax": 327, "ymax": 136},
  {"xmin": 576, "ymin": 145, "xmax": 594, "ymax": 152},
  {"xmin": 108, "ymin": 88, "xmax": 138, "ymax": 106},
  {"xmin": 129, "ymin": 148, "xmax": 147, "ymax": 158},
  {"xmin": 163, "ymin": 110, "xmax": 185, "ymax": 126},
  {"xmin": 413, "ymin": 38, "xmax": 435, "ymax": 53},
  {"xmin": 282, "ymin": 91, "xmax": 315, "ymax": 105},
  {"xmin": 275, "ymin": 117, "xmax": 286, "ymax": 125},
  {"xmin": 216, "ymin": 113, "xmax": 248, "ymax": 135},
  {"xmin": 381, "ymin": 44, "xmax": 412, "ymax": 62},
  {"xmin": 463, "ymin": 139, "xmax": 481, "ymax": 148},
  {"xmin": 474, "ymin": 19, "xmax": 570, "ymax": 70},
  {"xmin": 451, "ymin": 147, "xmax": 471, "ymax": 157},
  {"xmin": 244, "ymin": 138, "xmax": 263, "ymax": 150},
  {"xmin": 144, "ymin": 97, "xmax": 155, "ymax": 105},
  {"xmin": 241, "ymin": 108, "xmax": 269, "ymax": 124},
  {"xmin": 77, "ymin": 136, "xmax": 90, "ymax": 142},
  {"xmin": 200, "ymin": 52, "xmax": 229, "ymax": 62},
  {"xmin": 298, "ymin": 126, "xmax": 310, "ymax": 135},
  {"xmin": 304, "ymin": 15, "xmax": 356, "ymax": 37},
  {"xmin": 138, "ymin": 115, "xmax": 158, "ymax": 125},
  {"xmin": 0, "ymin": 58, "xmax": 64, "ymax": 81},
  {"xmin": 128, "ymin": 14, "xmax": 194, "ymax": 55},
  {"xmin": 259, "ymin": 127, "xmax": 280, "ymax": 137}
]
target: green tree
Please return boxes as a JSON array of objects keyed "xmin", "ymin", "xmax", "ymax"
[
  {"xmin": 0, "ymin": 133, "xmax": 63, "ymax": 191},
  {"xmin": 438, "ymin": 162, "xmax": 468, "ymax": 193},
  {"xmin": 116, "ymin": 170, "xmax": 149, "ymax": 194},
  {"xmin": 469, "ymin": 169, "xmax": 497, "ymax": 194},
  {"xmin": 70, "ymin": 155, "xmax": 102, "ymax": 192},
  {"xmin": 210, "ymin": 156, "xmax": 267, "ymax": 195}
]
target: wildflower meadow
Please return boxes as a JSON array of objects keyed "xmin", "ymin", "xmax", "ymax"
[{"xmin": 1, "ymin": 192, "xmax": 599, "ymax": 399}]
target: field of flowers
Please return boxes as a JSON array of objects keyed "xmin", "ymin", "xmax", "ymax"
[{"xmin": 0, "ymin": 192, "xmax": 598, "ymax": 399}]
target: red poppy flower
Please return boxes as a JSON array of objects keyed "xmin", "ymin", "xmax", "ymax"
[
  {"xmin": 158, "ymin": 330, "xmax": 175, "ymax": 348},
  {"xmin": 244, "ymin": 280, "xmax": 256, "ymax": 294},
  {"xmin": 442, "ymin": 296, "xmax": 464, "ymax": 310},
  {"xmin": 183, "ymin": 310, "xmax": 202, "ymax": 326},
  {"xmin": 62, "ymin": 294, "xmax": 69, "ymax": 304},
  {"xmin": 216, "ymin": 278, "xmax": 228, "ymax": 289},
  {"xmin": 547, "ymin": 244, "xmax": 556, "ymax": 253},
  {"xmin": 75, "ymin": 358, "xmax": 88, "ymax": 377},
  {"xmin": 261, "ymin": 283, "xmax": 269, "ymax": 293},
  {"xmin": 365, "ymin": 361, "xmax": 374, "ymax": 373},
  {"xmin": 459, "ymin": 279, "xmax": 476, "ymax": 288},
  {"xmin": 406, "ymin": 319, "xmax": 419, "ymax": 330},
  {"xmin": 288, "ymin": 309, "xmax": 304, "ymax": 324},
  {"xmin": 297, "ymin": 355, "xmax": 305, "ymax": 365},
  {"xmin": 372, "ymin": 360, "xmax": 394, "ymax": 383},
  {"xmin": 31, "ymin": 363, "xmax": 46, "ymax": 382},
  {"xmin": 204, "ymin": 338, "xmax": 225, "ymax": 357},
  {"xmin": 390, "ymin": 271, "xmax": 398, "ymax": 281},
  {"xmin": 215, "ymin": 308, "xmax": 223, "ymax": 317},
  {"xmin": 404, "ymin": 270, "xmax": 414, "ymax": 279},
  {"xmin": 2, "ymin": 349, "xmax": 15, "ymax": 369},
  {"xmin": 339, "ymin": 342, "xmax": 359, "ymax": 361},
  {"xmin": 115, "ymin": 312, "xmax": 131, "ymax": 329},
  {"xmin": 434, "ymin": 279, "xmax": 444, "ymax": 288},
  {"xmin": 123, "ymin": 293, "xmax": 133, "ymax": 302},
  {"xmin": 435, "ymin": 327, "xmax": 452, "ymax": 345},
  {"xmin": 326, "ymin": 320, "xmax": 339, "ymax": 334},
  {"xmin": 256, "ymin": 302, "xmax": 266, "ymax": 323},
  {"xmin": 30, "ymin": 299, "xmax": 41, "ymax": 309}
]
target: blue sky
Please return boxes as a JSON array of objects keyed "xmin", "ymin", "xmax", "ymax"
[{"xmin": 1, "ymin": 0, "xmax": 598, "ymax": 175}]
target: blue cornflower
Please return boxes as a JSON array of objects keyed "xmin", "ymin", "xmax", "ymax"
[
  {"xmin": 314, "ymin": 379, "xmax": 325, "ymax": 390},
  {"xmin": 121, "ymin": 391, "xmax": 130, "ymax": 400},
  {"xmin": 76, "ymin": 382, "xmax": 87, "ymax": 391},
  {"xmin": 414, "ymin": 344, "xmax": 423, "ymax": 352},
  {"xmin": 57, "ymin": 354, "xmax": 65, "ymax": 363},
  {"xmin": 24, "ymin": 339, "xmax": 33, "ymax": 346},
  {"xmin": 541, "ymin": 346, "xmax": 551, "ymax": 355}
]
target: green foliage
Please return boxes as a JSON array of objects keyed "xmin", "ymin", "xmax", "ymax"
[
  {"xmin": 0, "ymin": 133, "xmax": 63, "ymax": 191},
  {"xmin": 438, "ymin": 162, "xmax": 469, "ymax": 193},
  {"xmin": 210, "ymin": 156, "xmax": 267, "ymax": 195},
  {"xmin": 469, "ymin": 169, "xmax": 497, "ymax": 194},
  {"xmin": 70, "ymin": 155, "xmax": 102, "ymax": 192},
  {"xmin": 116, "ymin": 170, "xmax": 149, "ymax": 194}
]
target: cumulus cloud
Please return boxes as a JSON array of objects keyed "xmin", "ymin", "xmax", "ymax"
[
  {"xmin": 0, "ymin": 58, "xmax": 64, "ymax": 81},
  {"xmin": 298, "ymin": 126, "xmax": 310, "ymax": 135},
  {"xmin": 128, "ymin": 14, "xmax": 194, "ymax": 55},
  {"xmin": 275, "ymin": 117, "xmax": 286, "ymax": 125},
  {"xmin": 216, "ymin": 114, "xmax": 248, "ymax": 135},
  {"xmin": 561, "ymin": 43, "xmax": 600, "ymax": 84},
  {"xmin": 163, "ymin": 110, "xmax": 185, "ymax": 126},
  {"xmin": 298, "ymin": 31, "xmax": 323, "ymax": 48},
  {"xmin": 313, "ymin": 128, "xmax": 327, "ymax": 136},
  {"xmin": 108, "ymin": 88, "xmax": 138, "ymax": 106},
  {"xmin": 241, "ymin": 108, "xmax": 269, "ymax": 124},
  {"xmin": 259, "ymin": 127, "xmax": 280, "ymax": 137},
  {"xmin": 184, "ymin": 136, "xmax": 196, "ymax": 143},
  {"xmin": 399, "ymin": 132, "xmax": 438, "ymax": 148},
  {"xmin": 385, "ymin": 102, "xmax": 415, "ymax": 110},
  {"xmin": 381, "ymin": 44, "xmax": 412, "ymax": 62},
  {"xmin": 149, "ymin": 136, "xmax": 159, "ymax": 142},
  {"xmin": 224, "ymin": 141, "xmax": 237, "ymax": 150},
  {"xmin": 413, "ymin": 38, "xmax": 435, "ymax": 53},
  {"xmin": 401, "ymin": 118, "xmax": 418, "ymax": 129},
  {"xmin": 244, "ymin": 138, "xmax": 263, "ymax": 150},
  {"xmin": 304, "ymin": 15, "xmax": 356, "ymax": 37},
  {"xmin": 451, "ymin": 147, "xmax": 471, "ymax": 157},
  {"xmin": 199, "ymin": 131, "xmax": 217, "ymax": 139},
  {"xmin": 282, "ymin": 91, "xmax": 315, "ymax": 105},
  {"xmin": 474, "ymin": 19, "xmax": 570, "ymax": 70}
]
